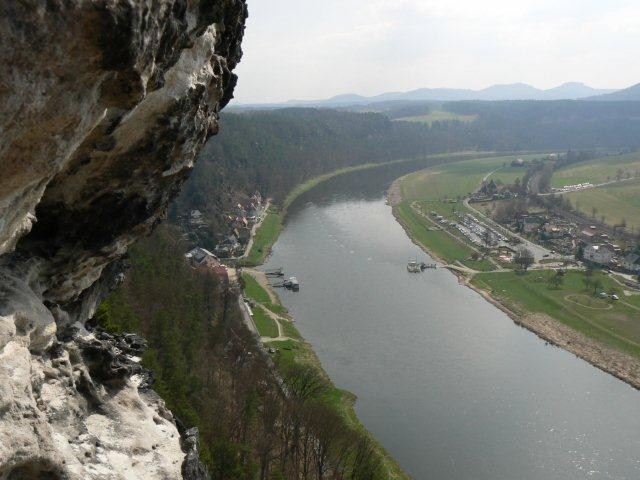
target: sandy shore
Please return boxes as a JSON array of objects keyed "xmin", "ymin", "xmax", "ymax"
[
  {"xmin": 386, "ymin": 176, "xmax": 405, "ymax": 207},
  {"xmin": 389, "ymin": 184, "xmax": 640, "ymax": 391}
]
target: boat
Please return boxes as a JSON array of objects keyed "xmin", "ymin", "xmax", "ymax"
[
  {"xmin": 407, "ymin": 260, "xmax": 422, "ymax": 273},
  {"xmin": 283, "ymin": 276, "xmax": 300, "ymax": 291}
]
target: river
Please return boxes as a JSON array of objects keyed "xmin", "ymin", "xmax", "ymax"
[{"xmin": 263, "ymin": 161, "xmax": 640, "ymax": 480}]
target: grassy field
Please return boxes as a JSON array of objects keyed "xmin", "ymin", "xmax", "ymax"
[
  {"xmin": 241, "ymin": 272, "xmax": 288, "ymax": 315},
  {"xmin": 551, "ymin": 152, "xmax": 640, "ymax": 188},
  {"xmin": 472, "ymin": 270, "xmax": 640, "ymax": 358},
  {"xmin": 251, "ymin": 305, "xmax": 279, "ymax": 338},
  {"xmin": 400, "ymin": 154, "xmax": 541, "ymax": 202},
  {"xmin": 243, "ymin": 206, "xmax": 282, "ymax": 265},
  {"xmin": 393, "ymin": 109, "xmax": 478, "ymax": 125},
  {"xmin": 565, "ymin": 178, "xmax": 640, "ymax": 231},
  {"xmin": 394, "ymin": 201, "xmax": 475, "ymax": 264},
  {"xmin": 394, "ymin": 153, "xmax": 543, "ymax": 268}
]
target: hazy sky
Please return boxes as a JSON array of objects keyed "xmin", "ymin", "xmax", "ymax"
[{"xmin": 232, "ymin": 0, "xmax": 640, "ymax": 104}]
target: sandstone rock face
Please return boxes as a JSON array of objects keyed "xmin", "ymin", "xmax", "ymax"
[{"xmin": 0, "ymin": 1, "xmax": 246, "ymax": 478}]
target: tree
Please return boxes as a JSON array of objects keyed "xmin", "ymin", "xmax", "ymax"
[
  {"xmin": 593, "ymin": 278, "xmax": 603, "ymax": 295},
  {"xmin": 583, "ymin": 268, "xmax": 594, "ymax": 291},
  {"xmin": 482, "ymin": 229, "xmax": 493, "ymax": 250},
  {"xmin": 514, "ymin": 247, "xmax": 535, "ymax": 271},
  {"xmin": 548, "ymin": 270, "xmax": 564, "ymax": 289}
]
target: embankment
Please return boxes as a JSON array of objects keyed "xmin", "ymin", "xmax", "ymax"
[{"xmin": 389, "ymin": 176, "xmax": 640, "ymax": 391}]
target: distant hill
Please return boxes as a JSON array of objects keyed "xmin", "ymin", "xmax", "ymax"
[
  {"xmin": 237, "ymin": 82, "xmax": 616, "ymax": 108},
  {"xmin": 589, "ymin": 83, "xmax": 640, "ymax": 101}
]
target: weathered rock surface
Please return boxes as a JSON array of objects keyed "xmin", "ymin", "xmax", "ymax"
[{"xmin": 0, "ymin": 1, "xmax": 246, "ymax": 478}]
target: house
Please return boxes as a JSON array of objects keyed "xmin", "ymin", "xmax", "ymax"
[
  {"xmin": 189, "ymin": 209, "xmax": 205, "ymax": 226},
  {"xmin": 497, "ymin": 245, "xmax": 517, "ymax": 256},
  {"xmin": 583, "ymin": 243, "xmax": 616, "ymax": 266},
  {"xmin": 621, "ymin": 253, "xmax": 640, "ymax": 273},
  {"xmin": 236, "ymin": 226, "xmax": 251, "ymax": 244},
  {"xmin": 580, "ymin": 227, "xmax": 597, "ymax": 240},
  {"xmin": 479, "ymin": 179, "xmax": 498, "ymax": 196},
  {"xmin": 185, "ymin": 247, "xmax": 220, "ymax": 268},
  {"xmin": 232, "ymin": 216, "xmax": 248, "ymax": 230},
  {"xmin": 495, "ymin": 245, "xmax": 517, "ymax": 262},
  {"xmin": 517, "ymin": 215, "xmax": 545, "ymax": 234},
  {"xmin": 246, "ymin": 204, "xmax": 260, "ymax": 221},
  {"xmin": 234, "ymin": 203, "xmax": 247, "ymax": 218},
  {"xmin": 214, "ymin": 234, "xmax": 241, "ymax": 258},
  {"xmin": 541, "ymin": 223, "xmax": 572, "ymax": 240}
]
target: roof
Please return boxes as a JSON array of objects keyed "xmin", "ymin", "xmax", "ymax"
[
  {"xmin": 623, "ymin": 253, "xmax": 640, "ymax": 264},
  {"xmin": 185, "ymin": 247, "xmax": 218, "ymax": 264},
  {"xmin": 586, "ymin": 243, "xmax": 615, "ymax": 253}
]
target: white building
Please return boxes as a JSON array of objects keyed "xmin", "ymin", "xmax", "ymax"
[
  {"xmin": 185, "ymin": 247, "xmax": 219, "ymax": 267},
  {"xmin": 583, "ymin": 244, "xmax": 616, "ymax": 266}
]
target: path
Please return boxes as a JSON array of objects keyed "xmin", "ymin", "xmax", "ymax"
[
  {"xmin": 465, "ymin": 164, "xmax": 553, "ymax": 262},
  {"xmin": 238, "ymin": 296, "xmax": 259, "ymax": 336},
  {"xmin": 240, "ymin": 199, "xmax": 272, "ymax": 259},
  {"xmin": 243, "ymin": 267, "xmax": 279, "ymax": 304},
  {"xmin": 241, "ymin": 269, "xmax": 300, "ymax": 343},
  {"xmin": 482, "ymin": 166, "xmax": 504, "ymax": 183},
  {"xmin": 259, "ymin": 303, "xmax": 300, "ymax": 343},
  {"xmin": 462, "ymin": 197, "xmax": 552, "ymax": 262},
  {"xmin": 609, "ymin": 274, "xmax": 640, "ymax": 304}
]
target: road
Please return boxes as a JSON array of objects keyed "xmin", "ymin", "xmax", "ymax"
[
  {"xmin": 473, "ymin": 166, "xmax": 553, "ymax": 262},
  {"xmin": 239, "ymin": 199, "xmax": 271, "ymax": 259},
  {"xmin": 463, "ymin": 197, "xmax": 552, "ymax": 262},
  {"xmin": 238, "ymin": 295, "xmax": 259, "ymax": 336}
]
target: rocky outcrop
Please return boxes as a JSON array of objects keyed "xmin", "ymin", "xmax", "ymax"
[{"xmin": 0, "ymin": 1, "xmax": 246, "ymax": 478}]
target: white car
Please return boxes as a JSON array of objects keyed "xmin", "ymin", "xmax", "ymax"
[{"xmin": 611, "ymin": 294, "xmax": 619, "ymax": 301}]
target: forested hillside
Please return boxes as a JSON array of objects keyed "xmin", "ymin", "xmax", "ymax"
[
  {"xmin": 173, "ymin": 103, "xmax": 640, "ymax": 242},
  {"xmin": 97, "ymin": 227, "xmax": 392, "ymax": 479},
  {"xmin": 445, "ymin": 100, "xmax": 640, "ymax": 150}
]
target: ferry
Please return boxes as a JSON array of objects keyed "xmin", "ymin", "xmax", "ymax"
[
  {"xmin": 407, "ymin": 261, "xmax": 422, "ymax": 273},
  {"xmin": 283, "ymin": 276, "xmax": 300, "ymax": 291},
  {"xmin": 408, "ymin": 260, "xmax": 437, "ymax": 272}
]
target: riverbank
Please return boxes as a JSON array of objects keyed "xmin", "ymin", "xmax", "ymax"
[
  {"xmin": 244, "ymin": 152, "xmax": 500, "ymax": 266},
  {"xmin": 243, "ymin": 159, "xmax": 411, "ymax": 266},
  {"xmin": 240, "ymin": 269, "xmax": 411, "ymax": 480},
  {"xmin": 389, "ymin": 176, "xmax": 640, "ymax": 391}
]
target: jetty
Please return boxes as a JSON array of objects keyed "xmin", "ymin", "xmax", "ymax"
[{"xmin": 265, "ymin": 267, "xmax": 284, "ymax": 277}]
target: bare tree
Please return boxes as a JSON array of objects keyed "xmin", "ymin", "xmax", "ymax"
[{"xmin": 514, "ymin": 247, "xmax": 535, "ymax": 271}]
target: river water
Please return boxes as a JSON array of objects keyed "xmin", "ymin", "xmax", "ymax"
[{"xmin": 263, "ymin": 161, "xmax": 640, "ymax": 480}]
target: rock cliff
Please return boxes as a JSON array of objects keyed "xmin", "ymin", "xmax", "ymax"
[{"xmin": 0, "ymin": 1, "xmax": 246, "ymax": 478}]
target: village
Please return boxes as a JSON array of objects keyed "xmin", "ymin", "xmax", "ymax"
[
  {"xmin": 401, "ymin": 152, "xmax": 640, "ymax": 299},
  {"xmin": 467, "ymin": 158, "xmax": 640, "ymax": 280},
  {"xmin": 171, "ymin": 191, "xmax": 264, "ymax": 292}
]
